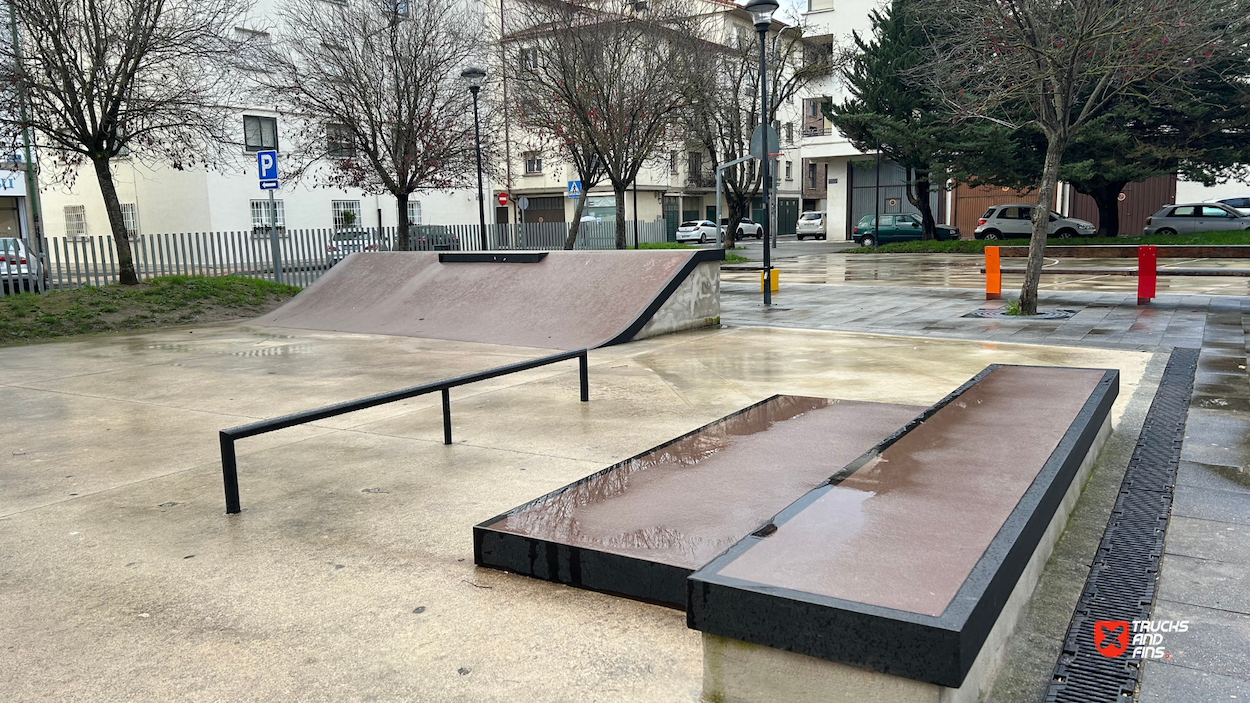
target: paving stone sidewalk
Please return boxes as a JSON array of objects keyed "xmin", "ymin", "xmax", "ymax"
[{"xmin": 721, "ymin": 282, "xmax": 1250, "ymax": 701}]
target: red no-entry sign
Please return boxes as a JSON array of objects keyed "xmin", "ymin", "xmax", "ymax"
[{"xmin": 497, "ymin": 192, "xmax": 508, "ymax": 206}]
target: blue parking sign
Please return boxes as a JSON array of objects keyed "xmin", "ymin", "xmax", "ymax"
[{"xmin": 257, "ymin": 150, "xmax": 279, "ymax": 190}]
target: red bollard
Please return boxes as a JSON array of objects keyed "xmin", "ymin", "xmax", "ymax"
[{"xmin": 1137, "ymin": 245, "xmax": 1157, "ymax": 305}]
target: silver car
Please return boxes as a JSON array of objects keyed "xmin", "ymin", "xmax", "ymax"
[
  {"xmin": 1202, "ymin": 195, "xmax": 1250, "ymax": 216},
  {"xmin": 1143, "ymin": 203, "xmax": 1250, "ymax": 235},
  {"xmin": 973, "ymin": 203, "xmax": 1097, "ymax": 239}
]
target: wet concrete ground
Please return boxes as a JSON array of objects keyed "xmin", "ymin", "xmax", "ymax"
[
  {"xmin": 723, "ymin": 278, "xmax": 1250, "ymax": 701},
  {"xmin": 1, "ymin": 322, "xmax": 1154, "ymax": 702}
]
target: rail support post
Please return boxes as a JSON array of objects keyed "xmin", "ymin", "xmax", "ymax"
[
  {"xmin": 220, "ymin": 432, "xmax": 241, "ymax": 514},
  {"xmin": 441, "ymin": 388, "xmax": 452, "ymax": 444},
  {"xmin": 579, "ymin": 351, "xmax": 589, "ymax": 402},
  {"xmin": 985, "ymin": 246, "xmax": 1001, "ymax": 300},
  {"xmin": 1137, "ymin": 245, "xmax": 1157, "ymax": 305}
]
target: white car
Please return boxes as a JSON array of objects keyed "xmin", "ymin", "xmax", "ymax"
[
  {"xmin": 1, "ymin": 237, "xmax": 40, "ymax": 292},
  {"xmin": 795, "ymin": 211, "xmax": 827, "ymax": 240},
  {"xmin": 720, "ymin": 218, "xmax": 763, "ymax": 239},
  {"xmin": 1203, "ymin": 195, "xmax": 1250, "ymax": 216},
  {"xmin": 676, "ymin": 220, "xmax": 718, "ymax": 243}
]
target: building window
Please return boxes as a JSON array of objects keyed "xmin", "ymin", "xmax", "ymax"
[
  {"xmin": 332, "ymin": 200, "xmax": 362, "ymax": 230},
  {"xmin": 121, "ymin": 203, "xmax": 139, "ymax": 236},
  {"xmin": 807, "ymin": 162, "xmax": 817, "ymax": 188},
  {"xmin": 233, "ymin": 28, "xmax": 272, "ymax": 71},
  {"xmin": 327, "ymin": 123, "xmax": 355, "ymax": 157},
  {"xmin": 785, "ymin": 122, "xmax": 793, "ymax": 143},
  {"xmin": 250, "ymin": 199, "xmax": 285, "ymax": 234},
  {"xmin": 807, "ymin": 100, "xmax": 819, "ymax": 118},
  {"xmin": 519, "ymin": 47, "xmax": 538, "ymax": 71},
  {"xmin": 785, "ymin": 161, "xmax": 792, "ymax": 181},
  {"xmin": 687, "ymin": 151, "xmax": 703, "ymax": 176},
  {"xmin": 670, "ymin": 152, "xmax": 679, "ymax": 174},
  {"xmin": 524, "ymin": 152, "xmax": 542, "ymax": 174},
  {"xmin": 64, "ymin": 205, "xmax": 86, "ymax": 239},
  {"xmin": 407, "ymin": 200, "xmax": 422, "ymax": 226},
  {"xmin": 243, "ymin": 115, "xmax": 278, "ymax": 152}
]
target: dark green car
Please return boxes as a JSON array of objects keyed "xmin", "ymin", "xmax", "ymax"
[{"xmin": 852, "ymin": 214, "xmax": 960, "ymax": 247}]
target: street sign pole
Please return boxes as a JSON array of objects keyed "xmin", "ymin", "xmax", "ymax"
[
  {"xmin": 268, "ymin": 188, "xmax": 281, "ymax": 284},
  {"xmin": 257, "ymin": 150, "xmax": 282, "ymax": 284}
]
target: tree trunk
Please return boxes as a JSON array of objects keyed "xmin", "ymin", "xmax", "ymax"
[
  {"xmin": 613, "ymin": 183, "xmax": 627, "ymax": 249},
  {"xmin": 395, "ymin": 191, "xmax": 409, "ymax": 251},
  {"xmin": 565, "ymin": 193, "xmax": 588, "ymax": 249},
  {"xmin": 92, "ymin": 156, "xmax": 139, "ymax": 285},
  {"xmin": 1089, "ymin": 183, "xmax": 1127, "ymax": 237},
  {"xmin": 904, "ymin": 168, "xmax": 936, "ymax": 240},
  {"xmin": 725, "ymin": 197, "xmax": 748, "ymax": 250},
  {"xmin": 1020, "ymin": 139, "xmax": 1066, "ymax": 315}
]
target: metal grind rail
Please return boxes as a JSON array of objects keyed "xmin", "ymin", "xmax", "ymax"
[{"xmin": 219, "ymin": 348, "xmax": 590, "ymax": 514}]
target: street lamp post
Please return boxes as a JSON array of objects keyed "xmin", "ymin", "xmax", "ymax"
[
  {"xmin": 746, "ymin": 0, "xmax": 779, "ymax": 305},
  {"xmin": 461, "ymin": 66, "xmax": 489, "ymax": 250}
]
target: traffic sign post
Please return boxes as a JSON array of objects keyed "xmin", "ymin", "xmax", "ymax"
[
  {"xmin": 256, "ymin": 150, "xmax": 282, "ymax": 284},
  {"xmin": 567, "ymin": 181, "xmax": 582, "ymax": 198},
  {"xmin": 497, "ymin": 192, "xmax": 508, "ymax": 207}
]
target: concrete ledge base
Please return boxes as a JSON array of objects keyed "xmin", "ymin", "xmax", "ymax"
[
  {"xmin": 700, "ymin": 415, "xmax": 1112, "ymax": 703},
  {"xmin": 635, "ymin": 260, "xmax": 721, "ymax": 341}
]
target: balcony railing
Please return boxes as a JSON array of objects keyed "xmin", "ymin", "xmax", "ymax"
[
  {"xmin": 686, "ymin": 171, "xmax": 717, "ymax": 189},
  {"xmin": 802, "ymin": 125, "xmax": 831, "ymax": 138}
]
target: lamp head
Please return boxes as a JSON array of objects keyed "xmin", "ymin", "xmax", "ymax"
[
  {"xmin": 460, "ymin": 66, "xmax": 487, "ymax": 90},
  {"xmin": 744, "ymin": 0, "xmax": 779, "ymax": 30}
]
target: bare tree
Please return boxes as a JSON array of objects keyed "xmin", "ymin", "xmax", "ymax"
[
  {"xmin": 506, "ymin": 0, "xmax": 700, "ymax": 249},
  {"xmin": 264, "ymin": 0, "xmax": 482, "ymax": 251},
  {"xmin": 1, "ymin": 0, "xmax": 251, "ymax": 284},
  {"xmin": 685, "ymin": 22, "xmax": 832, "ymax": 249},
  {"xmin": 513, "ymin": 81, "xmax": 606, "ymax": 249},
  {"xmin": 919, "ymin": 0, "xmax": 1250, "ymax": 313}
]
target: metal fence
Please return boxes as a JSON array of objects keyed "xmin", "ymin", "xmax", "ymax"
[{"xmin": 0, "ymin": 220, "xmax": 672, "ymax": 296}]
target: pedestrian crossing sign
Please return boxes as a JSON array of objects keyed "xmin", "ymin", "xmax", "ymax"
[{"xmin": 567, "ymin": 180, "xmax": 582, "ymax": 198}]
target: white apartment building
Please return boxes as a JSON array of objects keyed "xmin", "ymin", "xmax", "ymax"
[
  {"xmin": 489, "ymin": 0, "xmax": 810, "ymax": 237},
  {"xmin": 38, "ymin": 0, "xmax": 482, "ymax": 248}
]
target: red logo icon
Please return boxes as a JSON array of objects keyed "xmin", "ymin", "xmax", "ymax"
[{"xmin": 1095, "ymin": 620, "xmax": 1129, "ymax": 658}]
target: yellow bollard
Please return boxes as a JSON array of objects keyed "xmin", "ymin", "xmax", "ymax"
[{"xmin": 760, "ymin": 267, "xmax": 779, "ymax": 293}]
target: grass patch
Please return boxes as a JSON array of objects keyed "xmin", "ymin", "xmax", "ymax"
[
  {"xmin": 636, "ymin": 241, "xmax": 750, "ymax": 264},
  {"xmin": 1, "ymin": 276, "xmax": 300, "ymax": 345},
  {"xmin": 639, "ymin": 242, "xmax": 696, "ymax": 249},
  {"xmin": 847, "ymin": 230, "xmax": 1250, "ymax": 254}
]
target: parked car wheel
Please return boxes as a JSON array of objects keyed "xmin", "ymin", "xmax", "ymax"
[
  {"xmin": 1156, "ymin": 228, "xmax": 1177, "ymax": 235},
  {"xmin": 1055, "ymin": 228, "xmax": 1077, "ymax": 238},
  {"xmin": 819, "ymin": 234, "xmax": 827, "ymax": 240},
  {"xmin": 861, "ymin": 235, "xmax": 875, "ymax": 248},
  {"xmin": 982, "ymin": 230, "xmax": 1001, "ymax": 240},
  {"xmin": 796, "ymin": 234, "xmax": 805, "ymax": 240}
]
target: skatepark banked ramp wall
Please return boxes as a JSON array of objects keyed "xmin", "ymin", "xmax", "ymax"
[
  {"xmin": 255, "ymin": 250, "xmax": 725, "ymax": 350},
  {"xmin": 220, "ymin": 249, "xmax": 723, "ymax": 513}
]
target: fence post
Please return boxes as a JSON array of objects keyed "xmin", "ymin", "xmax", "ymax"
[
  {"xmin": 985, "ymin": 246, "xmax": 1001, "ymax": 300},
  {"xmin": 1137, "ymin": 245, "xmax": 1156, "ymax": 305}
]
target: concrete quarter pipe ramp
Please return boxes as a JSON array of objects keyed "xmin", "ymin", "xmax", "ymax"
[{"xmin": 255, "ymin": 250, "xmax": 724, "ymax": 350}]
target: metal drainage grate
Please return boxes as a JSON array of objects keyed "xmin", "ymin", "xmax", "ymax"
[
  {"xmin": 962, "ymin": 308, "xmax": 1078, "ymax": 320},
  {"xmin": 1045, "ymin": 347, "xmax": 1198, "ymax": 702}
]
